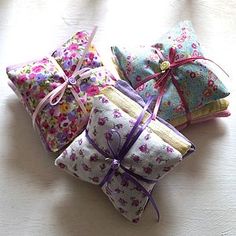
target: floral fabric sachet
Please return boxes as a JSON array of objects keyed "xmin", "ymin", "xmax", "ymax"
[
  {"xmin": 111, "ymin": 21, "xmax": 230, "ymax": 128},
  {"xmin": 55, "ymin": 87, "xmax": 195, "ymax": 222},
  {"xmin": 6, "ymin": 29, "xmax": 117, "ymax": 152}
]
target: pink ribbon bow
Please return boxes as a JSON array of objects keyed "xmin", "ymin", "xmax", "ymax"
[
  {"xmin": 32, "ymin": 26, "xmax": 103, "ymax": 128},
  {"xmin": 135, "ymin": 47, "xmax": 229, "ymax": 125}
]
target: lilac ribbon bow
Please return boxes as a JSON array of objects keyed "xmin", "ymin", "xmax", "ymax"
[{"xmin": 86, "ymin": 97, "xmax": 160, "ymax": 221}]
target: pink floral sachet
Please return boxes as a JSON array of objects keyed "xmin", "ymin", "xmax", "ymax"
[{"xmin": 6, "ymin": 30, "xmax": 117, "ymax": 152}]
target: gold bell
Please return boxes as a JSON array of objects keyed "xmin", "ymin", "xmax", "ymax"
[{"xmin": 160, "ymin": 60, "xmax": 170, "ymax": 72}]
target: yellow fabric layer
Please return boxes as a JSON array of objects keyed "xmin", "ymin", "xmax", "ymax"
[
  {"xmin": 101, "ymin": 86, "xmax": 192, "ymax": 155},
  {"xmin": 170, "ymin": 98, "xmax": 229, "ymax": 127}
]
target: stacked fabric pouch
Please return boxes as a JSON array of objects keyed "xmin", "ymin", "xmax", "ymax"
[
  {"xmin": 111, "ymin": 21, "xmax": 230, "ymax": 129},
  {"xmin": 6, "ymin": 28, "xmax": 117, "ymax": 152},
  {"xmin": 55, "ymin": 86, "xmax": 195, "ymax": 223}
]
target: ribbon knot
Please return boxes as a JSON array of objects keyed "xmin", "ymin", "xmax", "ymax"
[
  {"xmin": 68, "ymin": 77, "xmax": 77, "ymax": 85},
  {"xmin": 160, "ymin": 60, "xmax": 170, "ymax": 72},
  {"xmin": 111, "ymin": 159, "xmax": 120, "ymax": 170}
]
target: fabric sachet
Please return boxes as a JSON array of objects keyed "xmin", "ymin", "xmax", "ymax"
[
  {"xmin": 6, "ymin": 29, "xmax": 117, "ymax": 152},
  {"xmin": 111, "ymin": 21, "xmax": 230, "ymax": 128},
  {"xmin": 55, "ymin": 87, "xmax": 195, "ymax": 222}
]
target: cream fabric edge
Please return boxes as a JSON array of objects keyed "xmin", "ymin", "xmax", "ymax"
[
  {"xmin": 101, "ymin": 86, "xmax": 192, "ymax": 155},
  {"xmin": 170, "ymin": 98, "xmax": 229, "ymax": 127}
]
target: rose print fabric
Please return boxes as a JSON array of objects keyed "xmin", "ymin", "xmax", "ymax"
[
  {"xmin": 6, "ymin": 31, "xmax": 117, "ymax": 152},
  {"xmin": 111, "ymin": 21, "xmax": 230, "ymax": 126},
  {"xmin": 55, "ymin": 94, "xmax": 194, "ymax": 222}
]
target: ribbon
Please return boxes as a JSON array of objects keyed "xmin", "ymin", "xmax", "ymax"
[
  {"xmin": 32, "ymin": 26, "xmax": 105, "ymax": 128},
  {"xmin": 135, "ymin": 47, "xmax": 229, "ymax": 125},
  {"xmin": 86, "ymin": 97, "xmax": 160, "ymax": 222}
]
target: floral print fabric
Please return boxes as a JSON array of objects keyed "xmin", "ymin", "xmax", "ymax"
[
  {"xmin": 7, "ymin": 31, "xmax": 117, "ymax": 152},
  {"xmin": 111, "ymin": 21, "xmax": 230, "ymax": 123},
  {"xmin": 55, "ymin": 94, "xmax": 194, "ymax": 222}
]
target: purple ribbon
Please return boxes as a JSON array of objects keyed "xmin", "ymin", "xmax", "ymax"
[{"xmin": 85, "ymin": 96, "xmax": 160, "ymax": 221}]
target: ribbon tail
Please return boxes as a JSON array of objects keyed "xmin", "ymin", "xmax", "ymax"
[
  {"xmin": 123, "ymin": 172, "xmax": 160, "ymax": 222},
  {"xmin": 71, "ymin": 88, "xmax": 88, "ymax": 115},
  {"xmin": 135, "ymin": 72, "xmax": 162, "ymax": 90},
  {"xmin": 170, "ymin": 72, "xmax": 192, "ymax": 125},
  {"xmin": 49, "ymin": 82, "xmax": 67, "ymax": 105},
  {"xmin": 152, "ymin": 71, "xmax": 170, "ymax": 120},
  {"xmin": 171, "ymin": 57, "xmax": 229, "ymax": 78},
  {"xmin": 73, "ymin": 26, "xmax": 98, "ymax": 73},
  {"xmin": 99, "ymin": 168, "xmax": 116, "ymax": 187},
  {"xmin": 32, "ymin": 86, "xmax": 65, "ymax": 128}
]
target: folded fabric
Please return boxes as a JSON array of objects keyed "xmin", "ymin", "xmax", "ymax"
[
  {"xmin": 111, "ymin": 21, "xmax": 230, "ymax": 127},
  {"xmin": 114, "ymin": 80, "xmax": 230, "ymax": 129},
  {"xmin": 6, "ymin": 29, "xmax": 117, "ymax": 152},
  {"xmin": 55, "ymin": 88, "xmax": 195, "ymax": 222}
]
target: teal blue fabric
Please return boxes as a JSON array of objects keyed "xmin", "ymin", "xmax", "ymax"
[{"xmin": 112, "ymin": 21, "xmax": 229, "ymax": 122}]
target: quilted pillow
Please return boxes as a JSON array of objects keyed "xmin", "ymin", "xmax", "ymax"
[
  {"xmin": 55, "ymin": 87, "xmax": 195, "ymax": 222},
  {"xmin": 111, "ymin": 21, "xmax": 230, "ymax": 127},
  {"xmin": 7, "ymin": 29, "xmax": 117, "ymax": 152}
]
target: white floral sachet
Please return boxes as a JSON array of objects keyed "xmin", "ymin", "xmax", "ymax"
[{"xmin": 55, "ymin": 87, "xmax": 194, "ymax": 223}]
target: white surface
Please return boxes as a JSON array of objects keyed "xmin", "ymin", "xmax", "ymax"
[{"xmin": 0, "ymin": 0, "xmax": 236, "ymax": 235}]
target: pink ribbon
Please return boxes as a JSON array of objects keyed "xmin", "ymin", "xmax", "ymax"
[
  {"xmin": 32, "ymin": 26, "xmax": 103, "ymax": 128},
  {"xmin": 135, "ymin": 47, "xmax": 229, "ymax": 124}
]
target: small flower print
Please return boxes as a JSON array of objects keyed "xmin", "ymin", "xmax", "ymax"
[
  {"xmin": 88, "ymin": 52, "xmax": 94, "ymax": 61},
  {"xmin": 121, "ymin": 178, "xmax": 129, "ymax": 187},
  {"xmin": 80, "ymin": 82, "xmax": 90, "ymax": 92},
  {"xmin": 118, "ymin": 198, "xmax": 127, "ymax": 206},
  {"xmin": 163, "ymin": 166, "xmax": 173, "ymax": 172},
  {"xmin": 98, "ymin": 117, "xmax": 108, "ymax": 126},
  {"xmin": 132, "ymin": 155, "xmax": 140, "ymax": 163},
  {"xmin": 58, "ymin": 162, "xmax": 66, "ymax": 169},
  {"xmin": 136, "ymin": 83, "xmax": 145, "ymax": 92},
  {"xmin": 118, "ymin": 208, "xmax": 127, "ymax": 214},
  {"xmin": 203, "ymin": 88, "xmax": 212, "ymax": 97},
  {"xmin": 156, "ymin": 157, "xmax": 163, "ymax": 163},
  {"xmin": 114, "ymin": 188, "xmax": 121, "ymax": 193},
  {"xmin": 101, "ymin": 97, "xmax": 109, "ymax": 103},
  {"xmin": 90, "ymin": 154, "xmax": 98, "ymax": 162},
  {"xmin": 131, "ymin": 199, "xmax": 140, "ymax": 207},
  {"xmin": 136, "ymin": 75, "xmax": 142, "ymax": 82},
  {"xmin": 139, "ymin": 144, "xmax": 149, "ymax": 154},
  {"xmin": 60, "ymin": 103, "xmax": 70, "ymax": 113},
  {"xmin": 192, "ymin": 50, "xmax": 200, "ymax": 57},
  {"xmin": 132, "ymin": 218, "xmax": 139, "ymax": 223},
  {"xmin": 143, "ymin": 166, "xmax": 152, "ymax": 175},
  {"xmin": 192, "ymin": 43, "xmax": 197, "ymax": 49},
  {"xmin": 113, "ymin": 109, "xmax": 122, "ymax": 118},
  {"xmin": 18, "ymin": 74, "xmax": 27, "ymax": 85},
  {"xmin": 167, "ymin": 146, "xmax": 173, "ymax": 153},
  {"xmin": 91, "ymin": 176, "xmax": 99, "ymax": 183},
  {"xmin": 70, "ymin": 153, "xmax": 77, "ymax": 161},
  {"xmin": 213, "ymin": 85, "xmax": 217, "ymax": 91},
  {"xmin": 99, "ymin": 163, "xmax": 106, "ymax": 170},
  {"xmin": 190, "ymin": 72, "xmax": 196, "ymax": 78},
  {"xmin": 208, "ymin": 80, "xmax": 214, "ymax": 87},
  {"xmin": 32, "ymin": 65, "xmax": 44, "ymax": 73},
  {"xmin": 68, "ymin": 43, "xmax": 79, "ymax": 51},
  {"xmin": 82, "ymin": 163, "xmax": 90, "ymax": 171},
  {"xmin": 144, "ymin": 134, "xmax": 151, "ymax": 140},
  {"xmin": 86, "ymin": 85, "xmax": 100, "ymax": 96}
]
